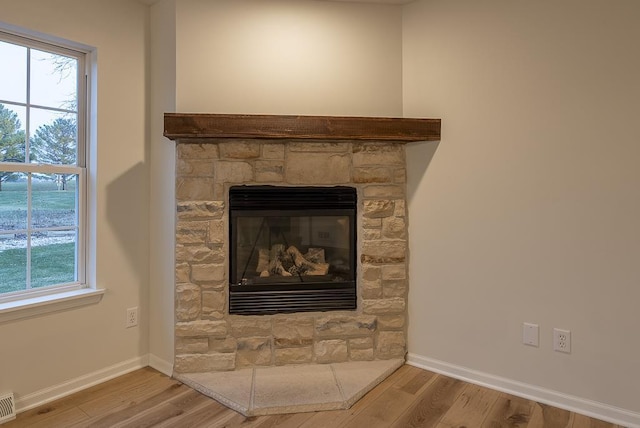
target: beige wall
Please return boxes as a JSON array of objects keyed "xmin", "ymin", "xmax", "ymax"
[
  {"xmin": 0, "ymin": 0, "xmax": 149, "ymax": 400},
  {"xmin": 403, "ymin": 0, "xmax": 640, "ymax": 415},
  {"xmin": 174, "ymin": 0, "xmax": 403, "ymax": 116},
  {"xmin": 149, "ymin": 0, "xmax": 176, "ymax": 373}
]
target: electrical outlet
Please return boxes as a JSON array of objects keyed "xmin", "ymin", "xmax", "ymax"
[
  {"xmin": 553, "ymin": 328, "xmax": 571, "ymax": 353},
  {"xmin": 126, "ymin": 307, "xmax": 138, "ymax": 328},
  {"xmin": 523, "ymin": 323, "xmax": 539, "ymax": 347}
]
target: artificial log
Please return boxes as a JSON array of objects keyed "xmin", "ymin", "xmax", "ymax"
[
  {"xmin": 257, "ymin": 245, "xmax": 329, "ymax": 277},
  {"xmin": 286, "ymin": 246, "xmax": 329, "ymax": 276}
]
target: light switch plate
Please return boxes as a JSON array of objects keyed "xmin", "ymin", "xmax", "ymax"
[{"xmin": 523, "ymin": 323, "xmax": 539, "ymax": 347}]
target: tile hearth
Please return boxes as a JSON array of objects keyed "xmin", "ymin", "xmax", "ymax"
[{"xmin": 175, "ymin": 358, "xmax": 404, "ymax": 416}]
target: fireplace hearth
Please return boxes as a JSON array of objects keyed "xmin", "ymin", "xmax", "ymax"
[{"xmin": 229, "ymin": 185, "xmax": 357, "ymax": 315}]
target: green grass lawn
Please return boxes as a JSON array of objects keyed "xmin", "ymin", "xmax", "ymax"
[
  {"xmin": 0, "ymin": 242, "xmax": 76, "ymax": 294},
  {"xmin": 0, "ymin": 180, "xmax": 77, "ymax": 294},
  {"xmin": 0, "ymin": 180, "xmax": 76, "ymax": 230},
  {"xmin": 0, "ymin": 180, "xmax": 76, "ymax": 211}
]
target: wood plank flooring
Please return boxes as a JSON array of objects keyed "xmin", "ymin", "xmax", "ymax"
[{"xmin": 5, "ymin": 365, "xmax": 621, "ymax": 428}]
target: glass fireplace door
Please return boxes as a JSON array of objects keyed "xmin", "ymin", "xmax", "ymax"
[
  {"xmin": 229, "ymin": 186, "xmax": 357, "ymax": 315},
  {"xmin": 232, "ymin": 211, "xmax": 354, "ymax": 286}
]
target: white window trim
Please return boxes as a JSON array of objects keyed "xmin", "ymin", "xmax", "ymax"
[
  {"xmin": 0, "ymin": 288, "xmax": 104, "ymax": 324},
  {"xmin": 0, "ymin": 25, "xmax": 102, "ymax": 323}
]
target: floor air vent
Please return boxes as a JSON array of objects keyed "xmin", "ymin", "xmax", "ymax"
[{"xmin": 0, "ymin": 393, "xmax": 15, "ymax": 424}]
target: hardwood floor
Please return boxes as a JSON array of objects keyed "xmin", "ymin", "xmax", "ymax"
[{"xmin": 5, "ymin": 365, "xmax": 621, "ymax": 428}]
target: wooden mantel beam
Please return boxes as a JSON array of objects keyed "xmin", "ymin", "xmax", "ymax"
[{"xmin": 164, "ymin": 113, "xmax": 441, "ymax": 142}]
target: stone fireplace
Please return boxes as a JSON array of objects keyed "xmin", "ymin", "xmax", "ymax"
[{"xmin": 164, "ymin": 114, "xmax": 440, "ymax": 375}]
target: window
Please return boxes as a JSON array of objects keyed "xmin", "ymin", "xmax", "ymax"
[{"xmin": 0, "ymin": 30, "xmax": 87, "ymax": 302}]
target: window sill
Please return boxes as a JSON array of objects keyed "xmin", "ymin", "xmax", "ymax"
[{"xmin": 0, "ymin": 288, "xmax": 105, "ymax": 324}]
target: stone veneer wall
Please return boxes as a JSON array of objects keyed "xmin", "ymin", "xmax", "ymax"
[{"xmin": 174, "ymin": 139, "xmax": 409, "ymax": 373}]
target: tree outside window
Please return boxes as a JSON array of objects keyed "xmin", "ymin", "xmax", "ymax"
[{"xmin": 0, "ymin": 104, "xmax": 26, "ymax": 191}]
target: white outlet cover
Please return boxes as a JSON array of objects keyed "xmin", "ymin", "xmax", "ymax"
[
  {"xmin": 523, "ymin": 323, "xmax": 539, "ymax": 347},
  {"xmin": 126, "ymin": 307, "xmax": 138, "ymax": 328},
  {"xmin": 553, "ymin": 328, "xmax": 571, "ymax": 353}
]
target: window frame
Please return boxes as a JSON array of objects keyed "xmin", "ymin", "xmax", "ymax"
[{"xmin": 0, "ymin": 27, "xmax": 102, "ymax": 320}]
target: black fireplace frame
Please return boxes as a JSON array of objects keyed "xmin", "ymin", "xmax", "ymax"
[{"xmin": 228, "ymin": 185, "xmax": 357, "ymax": 315}]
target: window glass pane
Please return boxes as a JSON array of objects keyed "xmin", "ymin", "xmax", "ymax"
[
  {"xmin": 0, "ymin": 32, "xmax": 85, "ymax": 296},
  {"xmin": 30, "ymin": 108, "xmax": 77, "ymax": 165},
  {"xmin": 31, "ymin": 233, "xmax": 76, "ymax": 288},
  {"xmin": 30, "ymin": 49, "xmax": 77, "ymax": 111},
  {"xmin": 32, "ymin": 175, "xmax": 77, "ymax": 228},
  {"xmin": 0, "ymin": 41, "xmax": 27, "ymax": 104},
  {"xmin": 0, "ymin": 172, "xmax": 27, "ymax": 232},
  {"xmin": 0, "ymin": 103, "xmax": 26, "ymax": 163},
  {"xmin": 0, "ymin": 234, "xmax": 27, "ymax": 294}
]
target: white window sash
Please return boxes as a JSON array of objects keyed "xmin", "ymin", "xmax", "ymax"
[
  {"xmin": 0, "ymin": 28, "xmax": 89, "ymax": 300},
  {"xmin": 0, "ymin": 162, "xmax": 83, "ymax": 175}
]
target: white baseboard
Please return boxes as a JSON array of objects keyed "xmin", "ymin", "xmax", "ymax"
[
  {"xmin": 407, "ymin": 353, "xmax": 640, "ymax": 428},
  {"xmin": 148, "ymin": 353, "xmax": 173, "ymax": 377},
  {"xmin": 15, "ymin": 355, "xmax": 149, "ymax": 413}
]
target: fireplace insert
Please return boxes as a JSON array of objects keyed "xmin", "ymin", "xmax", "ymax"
[{"xmin": 229, "ymin": 185, "xmax": 357, "ymax": 315}]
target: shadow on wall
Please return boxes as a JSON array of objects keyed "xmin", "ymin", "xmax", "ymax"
[
  {"xmin": 404, "ymin": 140, "xmax": 439, "ymax": 349},
  {"xmin": 406, "ymin": 140, "xmax": 440, "ymax": 202},
  {"xmin": 106, "ymin": 161, "xmax": 150, "ymax": 285}
]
